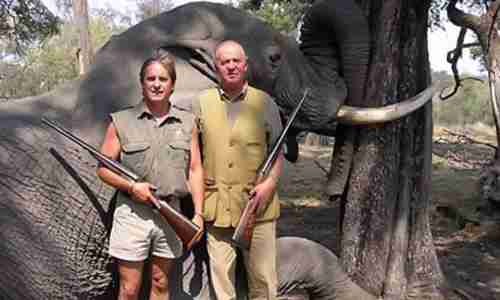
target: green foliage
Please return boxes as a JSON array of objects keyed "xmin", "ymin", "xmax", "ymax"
[
  {"xmin": 429, "ymin": 0, "xmax": 445, "ymax": 30},
  {"xmin": 133, "ymin": 0, "xmax": 174, "ymax": 21},
  {"xmin": 0, "ymin": 17, "xmax": 122, "ymax": 99},
  {"xmin": 432, "ymin": 71, "xmax": 492, "ymax": 126},
  {"xmin": 0, "ymin": 0, "xmax": 60, "ymax": 53},
  {"xmin": 92, "ymin": 5, "xmax": 133, "ymax": 28},
  {"xmin": 469, "ymin": 43, "xmax": 486, "ymax": 72},
  {"xmin": 239, "ymin": 0, "xmax": 310, "ymax": 34}
]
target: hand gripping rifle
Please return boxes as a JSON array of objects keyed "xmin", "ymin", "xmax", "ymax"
[
  {"xmin": 41, "ymin": 118, "xmax": 203, "ymax": 250},
  {"xmin": 231, "ymin": 88, "xmax": 309, "ymax": 250}
]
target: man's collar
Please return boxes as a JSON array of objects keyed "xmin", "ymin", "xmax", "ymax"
[
  {"xmin": 218, "ymin": 83, "xmax": 248, "ymax": 103},
  {"xmin": 133, "ymin": 100, "xmax": 182, "ymax": 123}
]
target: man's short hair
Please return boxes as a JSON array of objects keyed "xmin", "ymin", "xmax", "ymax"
[{"xmin": 139, "ymin": 50, "xmax": 177, "ymax": 83}]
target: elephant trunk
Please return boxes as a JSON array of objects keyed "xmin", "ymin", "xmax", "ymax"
[
  {"xmin": 299, "ymin": 0, "xmax": 370, "ymax": 112},
  {"xmin": 294, "ymin": 0, "xmax": 432, "ymax": 129}
]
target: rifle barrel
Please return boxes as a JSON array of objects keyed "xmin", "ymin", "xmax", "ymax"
[
  {"xmin": 257, "ymin": 88, "xmax": 309, "ymax": 178},
  {"xmin": 41, "ymin": 118, "xmax": 140, "ymax": 182},
  {"xmin": 42, "ymin": 117, "xmax": 202, "ymax": 249}
]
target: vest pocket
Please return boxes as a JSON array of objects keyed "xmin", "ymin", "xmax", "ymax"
[
  {"xmin": 245, "ymin": 140, "xmax": 265, "ymax": 172},
  {"xmin": 121, "ymin": 142, "xmax": 150, "ymax": 176}
]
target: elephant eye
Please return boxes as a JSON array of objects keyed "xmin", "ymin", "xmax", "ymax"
[{"xmin": 269, "ymin": 53, "xmax": 281, "ymax": 63}]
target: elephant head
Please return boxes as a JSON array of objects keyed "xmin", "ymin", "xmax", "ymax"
[{"xmin": 0, "ymin": 1, "xmax": 432, "ymax": 299}]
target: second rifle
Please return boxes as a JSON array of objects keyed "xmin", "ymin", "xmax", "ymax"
[{"xmin": 231, "ymin": 88, "xmax": 309, "ymax": 250}]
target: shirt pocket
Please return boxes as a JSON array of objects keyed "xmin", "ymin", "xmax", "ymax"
[
  {"xmin": 121, "ymin": 142, "xmax": 150, "ymax": 176},
  {"xmin": 168, "ymin": 130, "xmax": 191, "ymax": 168}
]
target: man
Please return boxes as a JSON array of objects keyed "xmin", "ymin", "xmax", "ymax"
[
  {"xmin": 191, "ymin": 40, "xmax": 284, "ymax": 299},
  {"xmin": 97, "ymin": 52, "xmax": 204, "ymax": 300}
]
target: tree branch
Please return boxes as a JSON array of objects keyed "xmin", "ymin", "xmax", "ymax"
[
  {"xmin": 447, "ymin": 0, "xmax": 483, "ymax": 32},
  {"xmin": 313, "ymin": 159, "xmax": 329, "ymax": 175},
  {"xmin": 486, "ymin": 0, "xmax": 500, "ymax": 56},
  {"xmin": 439, "ymin": 28, "xmax": 483, "ymax": 100}
]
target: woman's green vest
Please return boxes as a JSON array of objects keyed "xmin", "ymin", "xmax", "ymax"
[{"xmin": 199, "ymin": 87, "xmax": 280, "ymax": 228}]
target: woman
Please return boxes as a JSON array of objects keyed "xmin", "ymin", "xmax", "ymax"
[{"xmin": 97, "ymin": 51, "xmax": 204, "ymax": 300}]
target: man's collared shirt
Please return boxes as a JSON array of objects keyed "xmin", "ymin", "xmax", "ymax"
[
  {"xmin": 216, "ymin": 83, "xmax": 249, "ymax": 127},
  {"xmin": 134, "ymin": 100, "xmax": 182, "ymax": 127},
  {"xmin": 218, "ymin": 83, "xmax": 248, "ymax": 103},
  {"xmin": 111, "ymin": 100, "xmax": 194, "ymax": 199}
]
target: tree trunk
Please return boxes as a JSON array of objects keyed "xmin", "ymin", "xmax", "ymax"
[
  {"xmin": 447, "ymin": 0, "xmax": 500, "ymax": 160},
  {"xmin": 152, "ymin": 0, "xmax": 161, "ymax": 16},
  {"xmin": 333, "ymin": 1, "xmax": 446, "ymax": 299},
  {"xmin": 448, "ymin": 0, "xmax": 500, "ymax": 206},
  {"xmin": 72, "ymin": 0, "xmax": 93, "ymax": 75}
]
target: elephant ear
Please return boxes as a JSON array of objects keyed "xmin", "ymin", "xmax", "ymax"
[{"xmin": 299, "ymin": 0, "xmax": 370, "ymax": 106}]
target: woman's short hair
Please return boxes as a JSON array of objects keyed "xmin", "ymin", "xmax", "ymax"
[{"xmin": 139, "ymin": 50, "xmax": 176, "ymax": 83}]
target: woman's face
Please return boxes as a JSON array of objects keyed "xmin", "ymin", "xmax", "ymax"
[{"xmin": 141, "ymin": 62, "xmax": 174, "ymax": 103}]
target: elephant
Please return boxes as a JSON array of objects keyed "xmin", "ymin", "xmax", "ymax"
[{"xmin": 0, "ymin": 1, "xmax": 433, "ymax": 299}]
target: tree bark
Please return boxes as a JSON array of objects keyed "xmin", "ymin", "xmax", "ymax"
[
  {"xmin": 333, "ymin": 1, "xmax": 446, "ymax": 299},
  {"xmin": 72, "ymin": 0, "xmax": 93, "ymax": 75},
  {"xmin": 152, "ymin": 0, "xmax": 161, "ymax": 16}
]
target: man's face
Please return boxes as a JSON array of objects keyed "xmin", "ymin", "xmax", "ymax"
[
  {"xmin": 215, "ymin": 43, "xmax": 248, "ymax": 91},
  {"xmin": 141, "ymin": 62, "xmax": 174, "ymax": 103}
]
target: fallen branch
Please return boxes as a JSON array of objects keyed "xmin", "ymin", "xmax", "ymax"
[
  {"xmin": 453, "ymin": 287, "xmax": 475, "ymax": 300},
  {"xmin": 442, "ymin": 128, "xmax": 497, "ymax": 150},
  {"xmin": 313, "ymin": 159, "xmax": 329, "ymax": 175}
]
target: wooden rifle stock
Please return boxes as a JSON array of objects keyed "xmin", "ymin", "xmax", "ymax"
[
  {"xmin": 154, "ymin": 197, "xmax": 203, "ymax": 250},
  {"xmin": 231, "ymin": 88, "xmax": 309, "ymax": 250},
  {"xmin": 231, "ymin": 194, "xmax": 259, "ymax": 250},
  {"xmin": 41, "ymin": 117, "xmax": 202, "ymax": 249}
]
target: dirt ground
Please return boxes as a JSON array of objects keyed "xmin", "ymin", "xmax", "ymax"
[{"xmin": 275, "ymin": 128, "xmax": 500, "ymax": 300}]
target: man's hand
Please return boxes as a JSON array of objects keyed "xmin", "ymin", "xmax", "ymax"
[
  {"xmin": 250, "ymin": 178, "xmax": 277, "ymax": 215},
  {"xmin": 191, "ymin": 213, "xmax": 205, "ymax": 244},
  {"xmin": 129, "ymin": 182, "xmax": 156, "ymax": 205}
]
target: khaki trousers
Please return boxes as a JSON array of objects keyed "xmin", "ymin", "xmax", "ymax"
[{"xmin": 206, "ymin": 220, "xmax": 277, "ymax": 300}]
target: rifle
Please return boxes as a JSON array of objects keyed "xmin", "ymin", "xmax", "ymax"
[
  {"xmin": 41, "ymin": 118, "xmax": 203, "ymax": 250},
  {"xmin": 231, "ymin": 88, "xmax": 309, "ymax": 250}
]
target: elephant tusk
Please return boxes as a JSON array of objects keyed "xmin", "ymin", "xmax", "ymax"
[{"xmin": 336, "ymin": 85, "xmax": 435, "ymax": 125}]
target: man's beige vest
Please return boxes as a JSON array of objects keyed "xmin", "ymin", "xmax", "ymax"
[{"xmin": 199, "ymin": 87, "xmax": 280, "ymax": 228}]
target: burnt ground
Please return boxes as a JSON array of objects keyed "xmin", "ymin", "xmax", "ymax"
[{"xmin": 275, "ymin": 128, "xmax": 500, "ymax": 300}]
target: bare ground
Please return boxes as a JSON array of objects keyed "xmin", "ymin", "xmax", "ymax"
[{"xmin": 275, "ymin": 128, "xmax": 500, "ymax": 300}]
